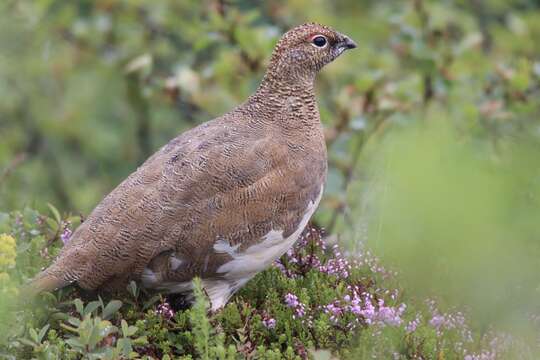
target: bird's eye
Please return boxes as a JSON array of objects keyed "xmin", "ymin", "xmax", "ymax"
[{"xmin": 311, "ymin": 35, "xmax": 327, "ymax": 48}]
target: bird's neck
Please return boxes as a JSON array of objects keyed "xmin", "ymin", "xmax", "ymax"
[
  {"xmin": 244, "ymin": 70, "xmax": 317, "ymax": 117},
  {"xmin": 258, "ymin": 63, "xmax": 316, "ymax": 95}
]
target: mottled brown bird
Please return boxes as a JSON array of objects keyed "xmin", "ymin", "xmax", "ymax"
[{"xmin": 28, "ymin": 23, "xmax": 356, "ymax": 310}]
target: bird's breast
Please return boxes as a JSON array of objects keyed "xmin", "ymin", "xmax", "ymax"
[{"xmin": 213, "ymin": 184, "xmax": 324, "ymax": 279}]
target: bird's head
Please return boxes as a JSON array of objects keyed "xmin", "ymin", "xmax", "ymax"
[{"xmin": 266, "ymin": 23, "xmax": 357, "ymax": 84}]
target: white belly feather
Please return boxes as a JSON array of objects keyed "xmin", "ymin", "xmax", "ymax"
[
  {"xmin": 143, "ymin": 186, "xmax": 323, "ymax": 310},
  {"xmin": 215, "ymin": 186, "xmax": 323, "ymax": 278}
]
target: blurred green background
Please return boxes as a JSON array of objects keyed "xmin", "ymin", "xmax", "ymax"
[{"xmin": 1, "ymin": 0, "xmax": 539, "ymax": 341}]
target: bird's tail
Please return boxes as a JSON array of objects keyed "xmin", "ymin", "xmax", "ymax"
[{"xmin": 19, "ymin": 267, "xmax": 71, "ymax": 300}]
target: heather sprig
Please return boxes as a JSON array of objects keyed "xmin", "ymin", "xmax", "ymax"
[{"xmin": 156, "ymin": 301, "xmax": 175, "ymax": 321}]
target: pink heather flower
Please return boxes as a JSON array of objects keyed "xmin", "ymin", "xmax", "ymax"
[
  {"xmin": 286, "ymin": 248, "xmax": 298, "ymax": 263},
  {"xmin": 274, "ymin": 260, "xmax": 297, "ymax": 279},
  {"xmin": 375, "ymin": 299, "xmax": 405, "ymax": 326},
  {"xmin": 156, "ymin": 302, "xmax": 175, "ymax": 320},
  {"xmin": 426, "ymin": 300, "xmax": 474, "ymax": 342},
  {"xmin": 350, "ymin": 304, "xmax": 362, "ymax": 315},
  {"xmin": 324, "ymin": 301, "xmax": 344, "ymax": 322},
  {"xmin": 294, "ymin": 303, "xmax": 306, "ymax": 318},
  {"xmin": 275, "ymin": 227, "xmax": 359, "ymax": 280},
  {"xmin": 284, "ymin": 293, "xmax": 307, "ymax": 318},
  {"xmin": 360, "ymin": 298, "xmax": 376, "ymax": 325},
  {"xmin": 317, "ymin": 245, "xmax": 351, "ymax": 278},
  {"xmin": 262, "ymin": 317, "xmax": 276, "ymax": 329},
  {"xmin": 284, "ymin": 293, "xmax": 299, "ymax": 308},
  {"xmin": 406, "ymin": 316, "xmax": 421, "ymax": 333},
  {"xmin": 61, "ymin": 224, "xmax": 72, "ymax": 246},
  {"xmin": 356, "ymin": 296, "xmax": 405, "ymax": 327},
  {"xmin": 429, "ymin": 314, "xmax": 445, "ymax": 329},
  {"xmin": 464, "ymin": 352, "xmax": 496, "ymax": 360},
  {"xmin": 305, "ymin": 254, "xmax": 321, "ymax": 268}
]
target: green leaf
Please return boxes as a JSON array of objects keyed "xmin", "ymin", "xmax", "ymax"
[
  {"xmin": 124, "ymin": 53, "xmax": 153, "ymax": 75},
  {"xmin": 84, "ymin": 300, "xmax": 101, "ymax": 316},
  {"xmin": 88, "ymin": 321, "xmax": 103, "ymax": 349},
  {"xmin": 120, "ymin": 319, "xmax": 129, "ymax": 337},
  {"xmin": 45, "ymin": 218, "xmax": 59, "ymax": 233},
  {"xmin": 60, "ymin": 323, "xmax": 79, "ymax": 334},
  {"xmin": 28, "ymin": 328, "xmax": 38, "ymax": 343},
  {"xmin": 19, "ymin": 338, "xmax": 37, "ymax": 347},
  {"xmin": 98, "ymin": 322, "xmax": 117, "ymax": 340},
  {"xmin": 65, "ymin": 337, "xmax": 84, "ymax": 349},
  {"xmin": 127, "ymin": 325, "xmax": 138, "ymax": 337},
  {"xmin": 102, "ymin": 300, "xmax": 122, "ymax": 320},
  {"xmin": 132, "ymin": 335, "xmax": 147, "ymax": 346},
  {"xmin": 97, "ymin": 295, "xmax": 105, "ymax": 309},
  {"xmin": 47, "ymin": 203, "xmax": 62, "ymax": 224},
  {"xmin": 310, "ymin": 349, "xmax": 332, "ymax": 360},
  {"xmin": 117, "ymin": 337, "xmax": 132, "ymax": 356},
  {"xmin": 127, "ymin": 281, "xmax": 138, "ymax": 299},
  {"xmin": 67, "ymin": 215, "xmax": 81, "ymax": 224},
  {"xmin": 142, "ymin": 294, "xmax": 160, "ymax": 310},
  {"xmin": 37, "ymin": 324, "xmax": 50, "ymax": 343},
  {"xmin": 51, "ymin": 312, "xmax": 70, "ymax": 321},
  {"xmin": 73, "ymin": 298, "xmax": 84, "ymax": 316},
  {"xmin": 67, "ymin": 317, "xmax": 81, "ymax": 327}
]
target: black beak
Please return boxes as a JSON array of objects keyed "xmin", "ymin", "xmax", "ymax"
[{"xmin": 339, "ymin": 36, "xmax": 357, "ymax": 50}]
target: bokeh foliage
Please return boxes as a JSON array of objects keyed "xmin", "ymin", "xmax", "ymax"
[
  {"xmin": 1, "ymin": 0, "xmax": 539, "ymax": 218},
  {"xmin": 1, "ymin": 0, "xmax": 540, "ymax": 355}
]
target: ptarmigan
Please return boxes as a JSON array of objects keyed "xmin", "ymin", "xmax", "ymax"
[{"xmin": 28, "ymin": 23, "xmax": 356, "ymax": 310}]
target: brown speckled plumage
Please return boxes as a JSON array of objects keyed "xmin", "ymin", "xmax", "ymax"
[{"xmin": 29, "ymin": 23, "xmax": 356, "ymax": 309}]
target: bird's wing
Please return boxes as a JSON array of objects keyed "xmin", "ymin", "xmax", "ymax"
[
  {"xmin": 147, "ymin": 122, "xmax": 326, "ymax": 284},
  {"xmin": 31, "ymin": 118, "xmax": 325, "ymax": 292}
]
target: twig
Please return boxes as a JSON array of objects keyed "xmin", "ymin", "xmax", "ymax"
[
  {"xmin": 126, "ymin": 74, "xmax": 152, "ymax": 163},
  {"xmin": 0, "ymin": 152, "xmax": 27, "ymax": 184}
]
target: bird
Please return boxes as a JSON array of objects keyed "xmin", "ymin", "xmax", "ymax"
[{"xmin": 27, "ymin": 23, "xmax": 357, "ymax": 310}]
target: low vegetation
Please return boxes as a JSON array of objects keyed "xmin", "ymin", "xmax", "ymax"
[{"xmin": 0, "ymin": 207, "xmax": 530, "ymax": 359}]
